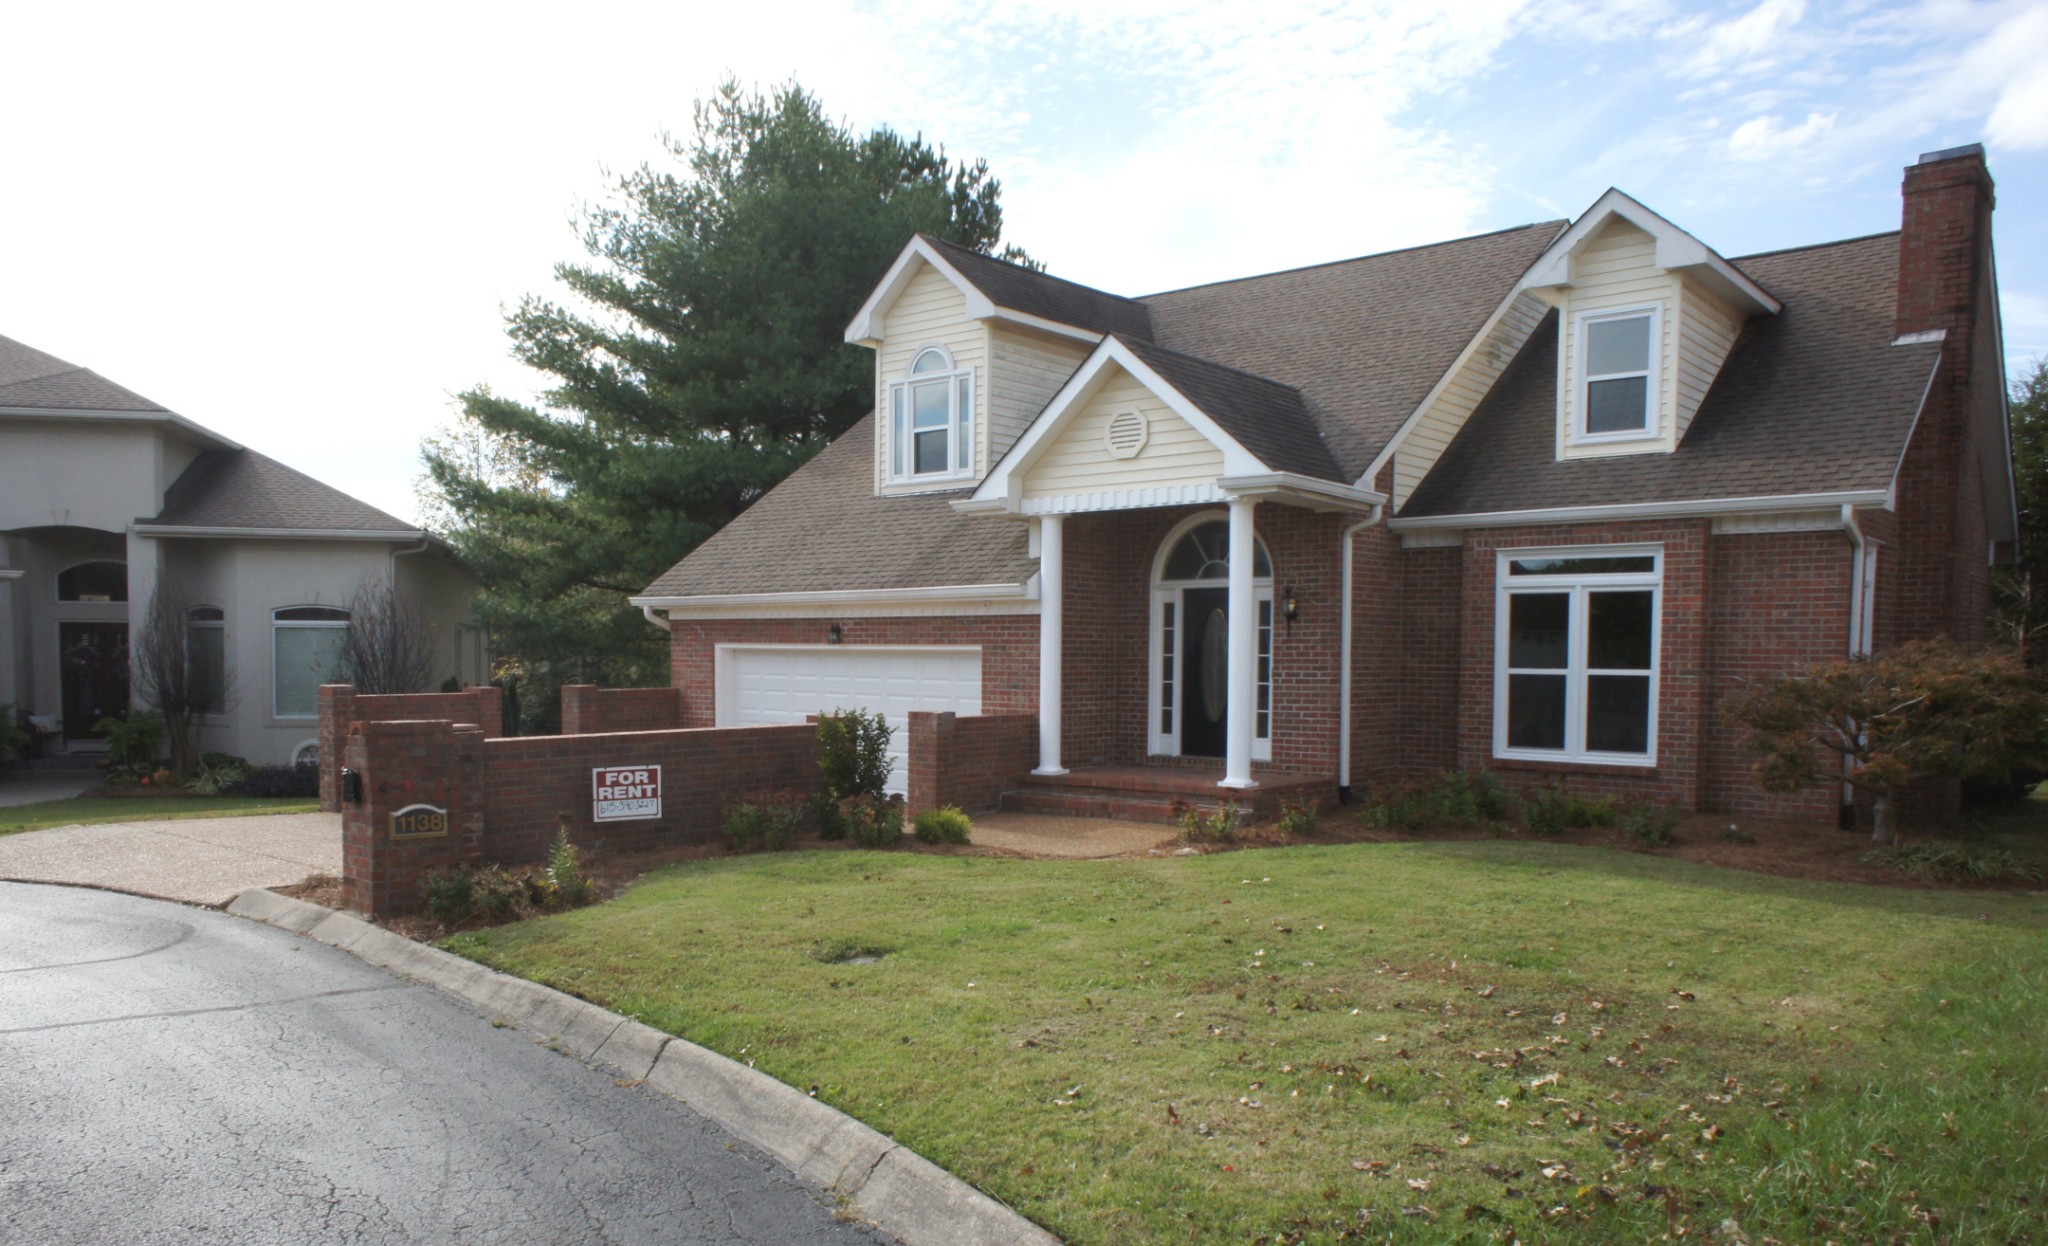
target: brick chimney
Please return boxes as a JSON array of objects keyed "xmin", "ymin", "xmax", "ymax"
[{"xmin": 1895, "ymin": 143, "xmax": 1995, "ymax": 341}]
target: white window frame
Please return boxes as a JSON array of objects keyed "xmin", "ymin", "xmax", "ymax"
[
  {"xmin": 1146, "ymin": 511, "xmax": 1273, "ymax": 762},
  {"xmin": 1571, "ymin": 304, "xmax": 1660, "ymax": 445},
  {"xmin": 1492, "ymin": 544, "xmax": 1662, "ymax": 767},
  {"xmin": 271, "ymin": 606, "xmax": 350, "ymax": 720},
  {"xmin": 885, "ymin": 344, "xmax": 975, "ymax": 484}
]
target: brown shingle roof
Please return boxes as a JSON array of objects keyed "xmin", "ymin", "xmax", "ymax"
[
  {"xmin": 924, "ymin": 237, "xmax": 1155, "ymax": 341},
  {"xmin": 0, "ymin": 334, "xmax": 168, "ymax": 412},
  {"xmin": 1118, "ymin": 337, "xmax": 1344, "ymax": 482},
  {"xmin": 1401, "ymin": 233, "xmax": 1935, "ymax": 517},
  {"xmin": 148, "ymin": 449, "xmax": 420, "ymax": 534},
  {"xmin": 638, "ymin": 413, "xmax": 1035, "ymax": 598},
  {"xmin": 1139, "ymin": 222, "xmax": 1567, "ymax": 478}
]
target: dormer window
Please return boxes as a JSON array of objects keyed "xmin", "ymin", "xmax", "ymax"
[
  {"xmin": 1575, "ymin": 306, "xmax": 1658, "ymax": 442},
  {"xmin": 888, "ymin": 345, "xmax": 974, "ymax": 483}
]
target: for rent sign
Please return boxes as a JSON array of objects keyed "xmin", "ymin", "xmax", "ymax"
[{"xmin": 592, "ymin": 765, "xmax": 662, "ymax": 822}]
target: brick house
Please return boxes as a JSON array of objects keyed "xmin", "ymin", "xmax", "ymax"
[{"xmin": 632, "ymin": 145, "xmax": 2016, "ymax": 824}]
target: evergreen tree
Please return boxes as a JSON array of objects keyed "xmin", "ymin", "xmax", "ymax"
[{"xmin": 1994, "ymin": 359, "xmax": 2048, "ymax": 662}]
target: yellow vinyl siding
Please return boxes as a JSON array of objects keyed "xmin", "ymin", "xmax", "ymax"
[
  {"xmin": 1393, "ymin": 291, "xmax": 1549, "ymax": 507},
  {"xmin": 1022, "ymin": 368, "xmax": 1222, "ymax": 499},
  {"xmin": 1674, "ymin": 282, "xmax": 1743, "ymax": 440},
  {"xmin": 989, "ymin": 326, "xmax": 1092, "ymax": 465},
  {"xmin": 873, "ymin": 262, "xmax": 988, "ymax": 491},
  {"xmin": 1557, "ymin": 218, "xmax": 1680, "ymax": 459}
]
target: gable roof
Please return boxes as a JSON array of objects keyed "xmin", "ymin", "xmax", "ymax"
[
  {"xmin": 1516, "ymin": 188, "xmax": 1781, "ymax": 315},
  {"xmin": 143, "ymin": 449, "xmax": 422, "ymax": 535},
  {"xmin": 637, "ymin": 414, "xmax": 1035, "ymax": 601},
  {"xmin": 0, "ymin": 334, "xmax": 170, "ymax": 412},
  {"xmin": 1137, "ymin": 222, "xmax": 1567, "ymax": 479},
  {"xmin": 924, "ymin": 238, "xmax": 1155, "ymax": 341},
  {"xmin": 1399, "ymin": 233, "xmax": 1936, "ymax": 520},
  {"xmin": 1116, "ymin": 337, "xmax": 1343, "ymax": 482}
]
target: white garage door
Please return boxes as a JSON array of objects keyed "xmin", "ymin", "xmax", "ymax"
[{"xmin": 718, "ymin": 646, "xmax": 983, "ymax": 794}]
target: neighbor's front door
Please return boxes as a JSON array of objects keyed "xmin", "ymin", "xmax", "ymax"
[
  {"xmin": 60, "ymin": 622, "xmax": 130, "ymax": 743},
  {"xmin": 1179, "ymin": 587, "xmax": 1230, "ymax": 758}
]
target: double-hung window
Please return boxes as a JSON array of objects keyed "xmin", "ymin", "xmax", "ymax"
[
  {"xmin": 1575, "ymin": 306, "xmax": 1657, "ymax": 441},
  {"xmin": 1495, "ymin": 547, "xmax": 1660, "ymax": 765},
  {"xmin": 887, "ymin": 346, "xmax": 973, "ymax": 482}
]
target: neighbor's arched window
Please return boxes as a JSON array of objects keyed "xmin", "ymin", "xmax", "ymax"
[
  {"xmin": 188, "ymin": 607, "xmax": 226, "ymax": 715},
  {"xmin": 272, "ymin": 606, "xmax": 349, "ymax": 719},
  {"xmin": 57, "ymin": 560, "xmax": 127, "ymax": 602},
  {"xmin": 887, "ymin": 344, "xmax": 973, "ymax": 482}
]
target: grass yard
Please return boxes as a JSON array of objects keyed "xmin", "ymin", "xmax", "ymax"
[
  {"xmin": 447, "ymin": 842, "xmax": 2047, "ymax": 1244},
  {"xmin": 0, "ymin": 794, "xmax": 321, "ymax": 834}
]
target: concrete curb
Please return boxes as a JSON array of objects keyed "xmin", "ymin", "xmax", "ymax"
[{"xmin": 226, "ymin": 888, "xmax": 1059, "ymax": 1246}]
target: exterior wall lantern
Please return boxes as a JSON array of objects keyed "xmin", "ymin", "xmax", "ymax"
[
  {"xmin": 826, "ymin": 623, "xmax": 844, "ymax": 645},
  {"xmin": 1282, "ymin": 586, "xmax": 1299, "ymax": 629}
]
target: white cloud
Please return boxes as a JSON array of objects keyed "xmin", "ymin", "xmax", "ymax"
[
  {"xmin": 1983, "ymin": 9, "xmax": 2048, "ymax": 150},
  {"xmin": 1670, "ymin": 0, "xmax": 1808, "ymax": 79},
  {"xmin": 1726, "ymin": 110, "xmax": 1837, "ymax": 160}
]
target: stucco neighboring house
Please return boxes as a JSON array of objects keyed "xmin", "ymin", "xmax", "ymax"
[
  {"xmin": 0, "ymin": 336, "xmax": 484, "ymax": 766},
  {"xmin": 633, "ymin": 145, "xmax": 2016, "ymax": 823}
]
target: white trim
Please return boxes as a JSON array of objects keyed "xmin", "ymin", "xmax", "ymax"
[
  {"xmin": 843, "ymin": 236, "xmax": 1104, "ymax": 346},
  {"xmin": 1146, "ymin": 511, "xmax": 1274, "ymax": 764},
  {"xmin": 1035, "ymin": 515, "xmax": 1066, "ymax": 775},
  {"xmin": 0, "ymin": 569, "xmax": 22, "ymax": 581},
  {"xmin": 0, "ymin": 406, "xmax": 243, "ymax": 451},
  {"xmin": 968, "ymin": 337, "xmax": 1269, "ymax": 511},
  {"xmin": 885, "ymin": 345, "xmax": 975, "ymax": 484},
  {"xmin": 1021, "ymin": 484, "xmax": 1225, "ymax": 515},
  {"xmin": 1217, "ymin": 472, "xmax": 1384, "ymax": 511},
  {"xmin": 1570, "ymin": 303, "xmax": 1661, "ymax": 445},
  {"xmin": 987, "ymin": 308, "xmax": 1102, "ymax": 345},
  {"xmin": 631, "ymin": 581, "xmax": 1035, "ymax": 611},
  {"xmin": 1709, "ymin": 511, "xmax": 1840, "ymax": 535},
  {"xmin": 1518, "ymin": 189, "xmax": 1780, "ymax": 315},
  {"xmin": 130, "ymin": 524, "xmax": 429, "ymax": 542},
  {"xmin": 1389, "ymin": 489, "xmax": 1891, "ymax": 531},
  {"xmin": 1492, "ymin": 544, "xmax": 1662, "ymax": 768},
  {"xmin": 1399, "ymin": 529, "xmax": 1463, "ymax": 549}
]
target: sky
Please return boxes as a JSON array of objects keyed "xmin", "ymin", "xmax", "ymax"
[{"xmin": 3, "ymin": 0, "xmax": 2043, "ymax": 526}]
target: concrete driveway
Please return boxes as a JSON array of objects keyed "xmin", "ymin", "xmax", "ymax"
[{"xmin": 0, "ymin": 811, "xmax": 338, "ymax": 905}]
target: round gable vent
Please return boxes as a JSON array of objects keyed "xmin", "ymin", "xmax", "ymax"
[{"xmin": 1104, "ymin": 409, "xmax": 1149, "ymax": 459}]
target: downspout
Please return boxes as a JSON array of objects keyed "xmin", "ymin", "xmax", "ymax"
[
  {"xmin": 1337, "ymin": 502, "xmax": 1387, "ymax": 801},
  {"xmin": 641, "ymin": 605, "xmax": 672, "ymax": 632},
  {"xmin": 1839, "ymin": 504, "xmax": 1867, "ymax": 826}
]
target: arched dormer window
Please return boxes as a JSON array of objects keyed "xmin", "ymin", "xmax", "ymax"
[
  {"xmin": 887, "ymin": 345, "xmax": 973, "ymax": 483},
  {"xmin": 57, "ymin": 560, "xmax": 127, "ymax": 602}
]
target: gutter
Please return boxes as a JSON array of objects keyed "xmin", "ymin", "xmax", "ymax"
[
  {"xmin": 1337, "ymin": 502, "xmax": 1388, "ymax": 798},
  {"xmin": 130, "ymin": 523, "xmax": 432, "ymax": 542},
  {"xmin": 1388, "ymin": 489, "xmax": 1891, "ymax": 531},
  {"xmin": 641, "ymin": 605, "xmax": 672, "ymax": 633},
  {"xmin": 1839, "ymin": 503, "xmax": 1869, "ymax": 825},
  {"xmin": 630, "ymin": 581, "xmax": 1038, "ymax": 611}
]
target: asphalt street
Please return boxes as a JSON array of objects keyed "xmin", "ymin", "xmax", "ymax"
[{"xmin": 0, "ymin": 881, "xmax": 891, "ymax": 1245}]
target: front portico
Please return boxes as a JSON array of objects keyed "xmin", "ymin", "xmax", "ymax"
[{"xmin": 960, "ymin": 334, "xmax": 1381, "ymax": 795}]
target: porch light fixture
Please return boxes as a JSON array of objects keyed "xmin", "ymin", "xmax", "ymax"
[
  {"xmin": 1282, "ymin": 586, "xmax": 1299, "ymax": 628},
  {"xmin": 826, "ymin": 623, "xmax": 844, "ymax": 645}
]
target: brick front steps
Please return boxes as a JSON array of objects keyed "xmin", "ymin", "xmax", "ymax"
[{"xmin": 999, "ymin": 764, "xmax": 1337, "ymax": 826}]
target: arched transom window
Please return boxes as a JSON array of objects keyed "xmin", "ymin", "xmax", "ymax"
[
  {"xmin": 57, "ymin": 560, "xmax": 127, "ymax": 602},
  {"xmin": 887, "ymin": 345, "xmax": 973, "ymax": 483},
  {"xmin": 1150, "ymin": 516, "xmax": 1275, "ymax": 761}
]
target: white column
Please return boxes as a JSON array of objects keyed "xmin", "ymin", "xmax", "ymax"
[
  {"xmin": 1033, "ymin": 514, "xmax": 1067, "ymax": 776},
  {"xmin": 124, "ymin": 530, "xmax": 160, "ymax": 715},
  {"xmin": 1221, "ymin": 496, "xmax": 1259, "ymax": 789}
]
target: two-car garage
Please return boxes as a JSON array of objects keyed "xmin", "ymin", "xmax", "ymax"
[{"xmin": 714, "ymin": 645, "xmax": 983, "ymax": 794}]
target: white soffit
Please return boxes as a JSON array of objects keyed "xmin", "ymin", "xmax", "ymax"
[{"xmin": 1518, "ymin": 189, "xmax": 1781, "ymax": 316}]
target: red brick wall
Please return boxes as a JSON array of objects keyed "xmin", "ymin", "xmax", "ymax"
[
  {"xmin": 1394, "ymin": 544, "xmax": 1462, "ymax": 777},
  {"xmin": 318, "ymin": 684, "xmax": 502, "ymax": 812},
  {"xmin": 904, "ymin": 711, "xmax": 1036, "ymax": 818},
  {"xmin": 560, "ymin": 684, "xmax": 688, "ymax": 734},
  {"xmin": 341, "ymin": 719, "xmax": 488, "ymax": 917}
]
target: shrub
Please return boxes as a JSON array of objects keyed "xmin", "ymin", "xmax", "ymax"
[
  {"xmin": 808, "ymin": 790, "xmax": 847, "ymax": 841},
  {"xmin": 1617, "ymin": 798, "xmax": 1680, "ymax": 847},
  {"xmin": 913, "ymin": 805, "xmax": 973, "ymax": 844},
  {"xmin": 818, "ymin": 709, "xmax": 893, "ymax": 802},
  {"xmin": 1523, "ymin": 786, "xmax": 1616, "ymax": 837},
  {"xmin": 545, "ymin": 827, "xmax": 597, "ymax": 908},
  {"xmin": 1178, "ymin": 799, "xmax": 1240, "ymax": 843},
  {"xmin": 1360, "ymin": 770, "xmax": 1511, "ymax": 831},
  {"xmin": 421, "ymin": 868, "xmax": 477, "ymax": 924},
  {"xmin": 1863, "ymin": 839, "xmax": 2043, "ymax": 884},
  {"xmin": 0, "ymin": 703, "xmax": 30, "ymax": 766},
  {"xmin": 472, "ymin": 866, "xmax": 531, "ymax": 922},
  {"xmin": 186, "ymin": 752, "xmax": 251, "ymax": 795},
  {"xmin": 95, "ymin": 711, "xmax": 165, "ymax": 769},
  {"xmin": 839, "ymin": 794, "xmax": 904, "ymax": 847},
  {"xmin": 1274, "ymin": 794, "xmax": 1319, "ymax": 836},
  {"xmin": 226, "ymin": 763, "xmax": 320, "ymax": 798},
  {"xmin": 725, "ymin": 790, "xmax": 808, "ymax": 852}
]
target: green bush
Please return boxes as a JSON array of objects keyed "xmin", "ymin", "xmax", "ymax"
[
  {"xmin": 839, "ymin": 794, "xmax": 904, "ymax": 847},
  {"xmin": 545, "ymin": 827, "xmax": 597, "ymax": 908},
  {"xmin": 472, "ymin": 866, "xmax": 531, "ymax": 922},
  {"xmin": 1863, "ymin": 839, "xmax": 2043, "ymax": 883},
  {"xmin": 95, "ymin": 711, "xmax": 165, "ymax": 770},
  {"xmin": 1360, "ymin": 770, "xmax": 1511, "ymax": 831},
  {"xmin": 1274, "ymin": 794, "xmax": 1319, "ymax": 836},
  {"xmin": 0, "ymin": 703, "xmax": 30, "ymax": 766},
  {"xmin": 1617, "ymin": 798, "xmax": 1680, "ymax": 847},
  {"xmin": 913, "ymin": 805, "xmax": 973, "ymax": 844},
  {"xmin": 808, "ymin": 790, "xmax": 847, "ymax": 841},
  {"xmin": 726, "ymin": 790, "xmax": 808, "ymax": 852},
  {"xmin": 186, "ymin": 752, "xmax": 252, "ymax": 795},
  {"xmin": 818, "ymin": 708, "xmax": 893, "ymax": 801},
  {"xmin": 1178, "ymin": 799, "xmax": 1240, "ymax": 843},
  {"xmin": 421, "ymin": 868, "xmax": 478, "ymax": 924},
  {"xmin": 1523, "ymin": 786, "xmax": 1617, "ymax": 837}
]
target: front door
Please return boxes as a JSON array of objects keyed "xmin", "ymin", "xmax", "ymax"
[
  {"xmin": 1179, "ymin": 588, "xmax": 1230, "ymax": 758},
  {"xmin": 60, "ymin": 622, "xmax": 129, "ymax": 743}
]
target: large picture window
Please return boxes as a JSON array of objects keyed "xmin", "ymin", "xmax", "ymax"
[
  {"xmin": 887, "ymin": 345, "xmax": 974, "ymax": 483},
  {"xmin": 273, "ymin": 606, "xmax": 349, "ymax": 719},
  {"xmin": 1494, "ymin": 548, "xmax": 1660, "ymax": 765},
  {"xmin": 1574, "ymin": 306, "xmax": 1658, "ymax": 441}
]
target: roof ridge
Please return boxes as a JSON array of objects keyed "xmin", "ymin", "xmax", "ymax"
[
  {"xmin": 1136, "ymin": 220, "xmax": 1569, "ymax": 300},
  {"xmin": 920, "ymin": 234, "xmax": 1149, "ymax": 307}
]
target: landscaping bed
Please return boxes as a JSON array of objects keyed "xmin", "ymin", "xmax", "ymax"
[{"xmin": 444, "ymin": 841, "xmax": 2048, "ymax": 1245}]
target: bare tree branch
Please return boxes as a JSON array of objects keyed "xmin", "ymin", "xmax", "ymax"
[{"xmin": 339, "ymin": 579, "xmax": 440, "ymax": 695}]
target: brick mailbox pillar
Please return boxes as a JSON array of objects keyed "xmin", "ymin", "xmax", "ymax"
[
  {"xmin": 340, "ymin": 719, "xmax": 486, "ymax": 918},
  {"xmin": 317, "ymin": 684, "xmax": 358, "ymax": 812}
]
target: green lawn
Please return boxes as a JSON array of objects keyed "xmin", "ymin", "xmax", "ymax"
[
  {"xmin": 446, "ymin": 843, "xmax": 2047, "ymax": 1244},
  {"xmin": 0, "ymin": 794, "xmax": 322, "ymax": 834}
]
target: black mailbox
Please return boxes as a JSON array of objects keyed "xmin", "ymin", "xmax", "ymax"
[{"xmin": 340, "ymin": 768, "xmax": 363, "ymax": 805}]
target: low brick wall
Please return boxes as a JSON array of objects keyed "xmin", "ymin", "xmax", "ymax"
[
  {"xmin": 340, "ymin": 717, "xmax": 819, "ymax": 917},
  {"xmin": 318, "ymin": 684, "xmax": 502, "ymax": 811},
  {"xmin": 560, "ymin": 684, "xmax": 688, "ymax": 735},
  {"xmin": 905, "ymin": 711, "xmax": 1036, "ymax": 820}
]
